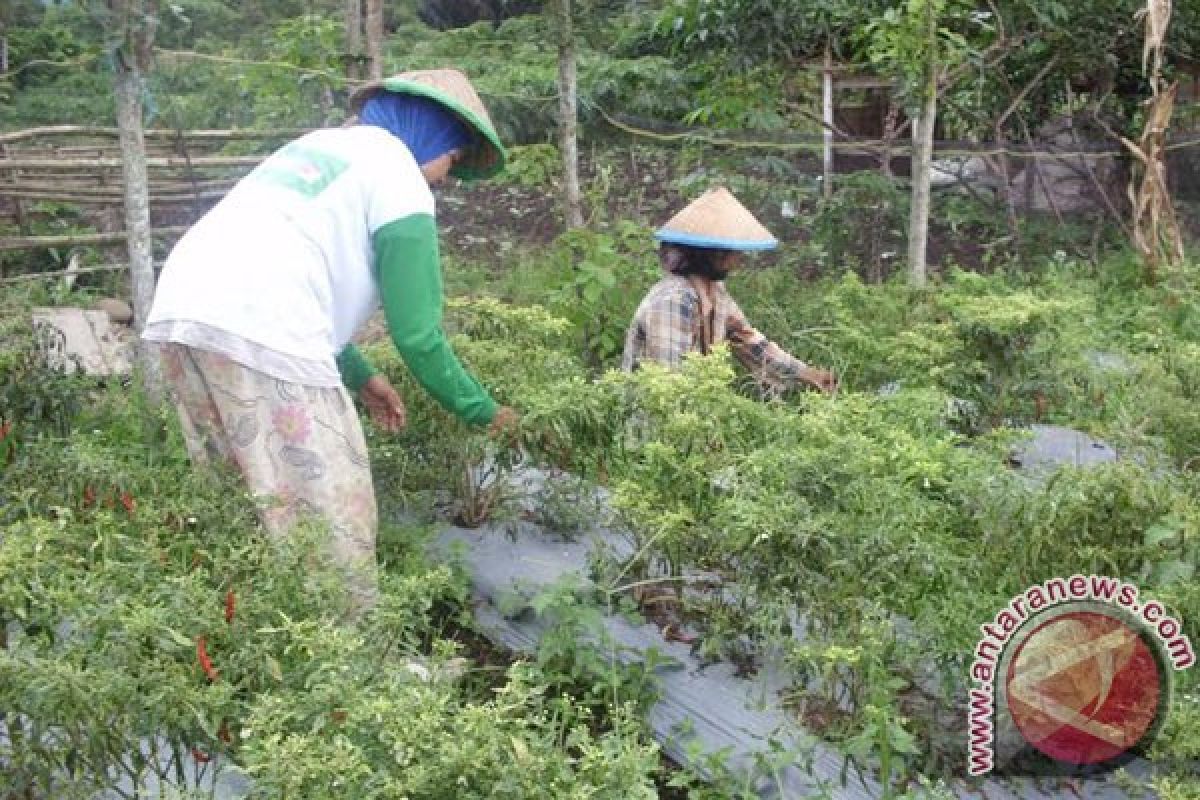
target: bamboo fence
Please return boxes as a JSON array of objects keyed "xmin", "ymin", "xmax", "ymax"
[
  {"xmin": 1, "ymin": 118, "xmax": 1196, "ymax": 284},
  {"xmin": 0, "ymin": 126, "xmax": 306, "ymax": 281}
]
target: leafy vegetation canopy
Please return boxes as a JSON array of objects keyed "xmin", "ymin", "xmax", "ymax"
[{"xmin": 2, "ymin": 0, "xmax": 1200, "ymax": 796}]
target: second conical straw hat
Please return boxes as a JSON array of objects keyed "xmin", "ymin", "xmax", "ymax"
[
  {"xmin": 349, "ymin": 68, "xmax": 506, "ymax": 181},
  {"xmin": 655, "ymin": 187, "xmax": 778, "ymax": 251}
]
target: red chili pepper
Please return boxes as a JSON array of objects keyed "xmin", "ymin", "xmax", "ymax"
[
  {"xmin": 224, "ymin": 590, "xmax": 236, "ymax": 625},
  {"xmin": 191, "ymin": 747, "xmax": 212, "ymax": 763},
  {"xmin": 83, "ymin": 485, "xmax": 96, "ymax": 509},
  {"xmin": 196, "ymin": 635, "xmax": 219, "ymax": 683},
  {"xmin": 119, "ymin": 491, "xmax": 136, "ymax": 514}
]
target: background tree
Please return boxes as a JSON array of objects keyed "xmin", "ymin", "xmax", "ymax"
[
  {"xmin": 345, "ymin": 0, "xmax": 383, "ymax": 83},
  {"xmin": 106, "ymin": 0, "xmax": 163, "ymax": 402},
  {"xmin": 553, "ymin": 0, "xmax": 583, "ymax": 229},
  {"xmin": 865, "ymin": 0, "xmax": 976, "ymax": 287},
  {"xmin": 365, "ymin": 0, "xmax": 383, "ymax": 80}
]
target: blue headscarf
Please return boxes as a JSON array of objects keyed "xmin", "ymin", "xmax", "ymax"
[{"xmin": 358, "ymin": 92, "xmax": 475, "ymax": 167}]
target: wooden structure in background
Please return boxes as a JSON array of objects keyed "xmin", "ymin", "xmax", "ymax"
[
  {"xmin": 0, "ymin": 126, "xmax": 300, "ymax": 280},
  {"xmin": 811, "ymin": 62, "xmax": 911, "ymax": 183},
  {"xmin": 1169, "ymin": 58, "xmax": 1200, "ymax": 201}
]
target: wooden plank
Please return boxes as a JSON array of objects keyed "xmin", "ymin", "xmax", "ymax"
[
  {"xmin": 0, "ymin": 156, "xmax": 263, "ymax": 170},
  {"xmin": 0, "ymin": 262, "xmax": 164, "ymax": 285},
  {"xmin": 833, "ymin": 75, "xmax": 897, "ymax": 90},
  {"xmin": 0, "ymin": 227, "xmax": 187, "ymax": 252},
  {"xmin": 0, "ymin": 178, "xmax": 235, "ymax": 194},
  {"xmin": 0, "ymin": 126, "xmax": 309, "ymax": 145},
  {"xmin": 0, "ymin": 189, "xmax": 226, "ymax": 205}
]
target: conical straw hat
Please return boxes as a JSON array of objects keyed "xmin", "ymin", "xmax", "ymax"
[
  {"xmin": 349, "ymin": 68, "xmax": 506, "ymax": 181},
  {"xmin": 655, "ymin": 187, "xmax": 777, "ymax": 251}
]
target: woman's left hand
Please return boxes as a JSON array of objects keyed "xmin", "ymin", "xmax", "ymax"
[
  {"xmin": 360, "ymin": 375, "xmax": 407, "ymax": 432},
  {"xmin": 802, "ymin": 367, "xmax": 838, "ymax": 394}
]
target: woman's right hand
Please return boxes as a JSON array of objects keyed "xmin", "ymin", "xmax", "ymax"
[
  {"xmin": 488, "ymin": 406, "xmax": 520, "ymax": 440},
  {"xmin": 360, "ymin": 375, "xmax": 407, "ymax": 432}
]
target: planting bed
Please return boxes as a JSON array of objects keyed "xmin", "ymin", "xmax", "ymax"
[{"xmin": 431, "ymin": 456, "xmax": 1157, "ymax": 799}]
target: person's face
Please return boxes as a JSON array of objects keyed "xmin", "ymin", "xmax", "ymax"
[
  {"xmin": 420, "ymin": 149, "xmax": 463, "ymax": 186},
  {"xmin": 713, "ymin": 250, "xmax": 740, "ymax": 278}
]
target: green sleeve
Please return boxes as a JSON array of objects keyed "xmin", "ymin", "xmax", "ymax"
[
  {"xmin": 336, "ymin": 343, "xmax": 377, "ymax": 393},
  {"xmin": 372, "ymin": 214, "xmax": 498, "ymax": 426}
]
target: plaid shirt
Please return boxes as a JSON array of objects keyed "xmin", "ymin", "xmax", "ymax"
[{"xmin": 621, "ymin": 274, "xmax": 809, "ymax": 391}]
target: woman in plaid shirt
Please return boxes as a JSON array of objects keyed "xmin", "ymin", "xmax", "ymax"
[{"xmin": 622, "ymin": 187, "xmax": 836, "ymax": 395}]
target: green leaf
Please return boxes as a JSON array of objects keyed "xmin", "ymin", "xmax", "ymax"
[
  {"xmin": 187, "ymin": 702, "xmax": 218, "ymax": 739},
  {"xmin": 163, "ymin": 627, "xmax": 193, "ymax": 648},
  {"xmin": 1149, "ymin": 559, "xmax": 1195, "ymax": 586},
  {"xmin": 1145, "ymin": 519, "xmax": 1181, "ymax": 549}
]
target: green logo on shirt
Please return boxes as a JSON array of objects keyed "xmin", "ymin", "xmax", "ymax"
[{"xmin": 251, "ymin": 143, "xmax": 348, "ymax": 197}]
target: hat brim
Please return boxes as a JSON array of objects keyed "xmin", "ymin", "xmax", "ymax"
[
  {"xmin": 654, "ymin": 229, "xmax": 778, "ymax": 251},
  {"xmin": 350, "ymin": 78, "xmax": 507, "ymax": 181}
]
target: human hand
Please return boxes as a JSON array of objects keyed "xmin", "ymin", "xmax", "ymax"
[
  {"xmin": 360, "ymin": 375, "xmax": 407, "ymax": 433},
  {"xmin": 802, "ymin": 367, "xmax": 838, "ymax": 394},
  {"xmin": 487, "ymin": 406, "xmax": 520, "ymax": 441}
]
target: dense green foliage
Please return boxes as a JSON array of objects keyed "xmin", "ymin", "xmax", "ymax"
[
  {"xmin": 3, "ymin": 0, "xmax": 1200, "ymax": 796},
  {"xmin": 358, "ymin": 248, "xmax": 1200, "ymax": 792},
  {"xmin": 652, "ymin": 0, "xmax": 1200, "ymax": 138},
  {"xmin": 0, "ymin": 323, "xmax": 663, "ymax": 798}
]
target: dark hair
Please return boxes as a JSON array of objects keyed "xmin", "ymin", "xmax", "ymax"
[{"xmin": 659, "ymin": 244, "xmax": 733, "ymax": 280}]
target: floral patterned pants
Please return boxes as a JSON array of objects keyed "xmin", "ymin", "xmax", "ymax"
[{"xmin": 158, "ymin": 343, "xmax": 378, "ymax": 611}]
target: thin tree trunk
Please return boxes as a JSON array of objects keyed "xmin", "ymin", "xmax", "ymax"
[
  {"xmin": 907, "ymin": 6, "xmax": 938, "ymax": 288},
  {"xmin": 556, "ymin": 0, "xmax": 583, "ymax": 229},
  {"xmin": 364, "ymin": 0, "xmax": 384, "ymax": 81},
  {"xmin": 344, "ymin": 0, "xmax": 364, "ymax": 82},
  {"xmin": 993, "ymin": 57, "xmax": 1060, "ymax": 247},
  {"xmin": 879, "ymin": 106, "xmax": 899, "ymax": 178},
  {"xmin": 822, "ymin": 40, "xmax": 834, "ymax": 199},
  {"xmin": 114, "ymin": 59, "xmax": 162, "ymax": 402},
  {"xmin": 908, "ymin": 89, "xmax": 936, "ymax": 287},
  {"xmin": 1, "ymin": 35, "xmax": 9, "ymax": 75}
]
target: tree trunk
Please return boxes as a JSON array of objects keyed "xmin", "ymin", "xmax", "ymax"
[
  {"xmin": 822, "ymin": 40, "xmax": 834, "ymax": 199},
  {"xmin": 364, "ymin": 0, "xmax": 384, "ymax": 81},
  {"xmin": 114, "ymin": 58, "xmax": 163, "ymax": 402},
  {"xmin": 907, "ymin": 87, "xmax": 936, "ymax": 288},
  {"xmin": 344, "ymin": 0, "xmax": 364, "ymax": 82},
  {"xmin": 879, "ymin": 105, "xmax": 898, "ymax": 178},
  {"xmin": 556, "ymin": 0, "xmax": 583, "ymax": 229},
  {"xmin": 907, "ymin": 8, "xmax": 938, "ymax": 289}
]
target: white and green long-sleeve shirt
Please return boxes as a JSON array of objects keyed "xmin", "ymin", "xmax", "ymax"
[{"xmin": 144, "ymin": 125, "xmax": 497, "ymax": 426}]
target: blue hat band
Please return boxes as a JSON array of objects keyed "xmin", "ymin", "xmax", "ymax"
[{"xmin": 654, "ymin": 229, "xmax": 778, "ymax": 251}]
